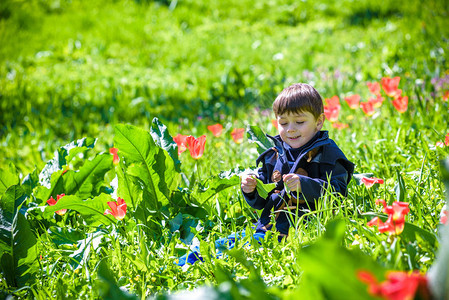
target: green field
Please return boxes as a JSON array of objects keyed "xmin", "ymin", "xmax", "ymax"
[{"xmin": 1, "ymin": 0, "xmax": 449, "ymax": 299}]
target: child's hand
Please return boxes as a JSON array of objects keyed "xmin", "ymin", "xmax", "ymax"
[
  {"xmin": 241, "ymin": 174, "xmax": 257, "ymax": 194},
  {"xmin": 283, "ymin": 173, "xmax": 302, "ymax": 193}
]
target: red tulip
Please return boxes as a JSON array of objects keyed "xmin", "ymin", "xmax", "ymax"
[
  {"xmin": 358, "ymin": 270, "xmax": 430, "ymax": 300},
  {"xmin": 381, "ymin": 76, "xmax": 401, "ymax": 97},
  {"xmin": 360, "ymin": 101, "xmax": 375, "ymax": 116},
  {"xmin": 391, "ymin": 89, "xmax": 402, "ymax": 99},
  {"xmin": 443, "ymin": 90, "xmax": 449, "ymax": 101},
  {"xmin": 271, "ymin": 119, "xmax": 279, "ymax": 129},
  {"xmin": 370, "ymin": 95, "xmax": 384, "ymax": 108},
  {"xmin": 367, "ymin": 216, "xmax": 393, "ymax": 233},
  {"xmin": 436, "ymin": 133, "xmax": 449, "ymax": 147},
  {"xmin": 186, "ymin": 135, "xmax": 207, "ymax": 159},
  {"xmin": 207, "ymin": 124, "xmax": 223, "ymax": 137},
  {"xmin": 361, "ymin": 176, "xmax": 384, "ymax": 188},
  {"xmin": 366, "ymin": 82, "xmax": 381, "ymax": 97},
  {"xmin": 109, "ymin": 147, "xmax": 119, "ymax": 165},
  {"xmin": 367, "ymin": 200, "xmax": 409, "ymax": 235},
  {"xmin": 392, "ymin": 95, "xmax": 408, "ymax": 113},
  {"xmin": 231, "ymin": 128, "xmax": 245, "ymax": 144},
  {"xmin": 345, "ymin": 94, "xmax": 360, "ymax": 109},
  {"xmin": 324, "ymin": 105, "xmax": 340, "ymax": 122},
  {"xmin": 385, "ymin": 202, "xmax": 410, "ymax": 235},
  {"xmin": 375, "ymin": 199, "xmax": 386, "ymax": 207},
  {"xmin": 384, "ymin": 201, "xmax": 410, "ymax": 218},
  {"xmin": 441, "ymin": 210, "xmax": 448, "ymax": 224},
  {"xmin": 104, "ymin": 197, "xmax": 127, "ymax": 220},
  {"xmin": 173, "ymin": 134, "xmax": 189, "ymax": 155},
  {"xmin": 325, "ymin": 95, "xmax": 341, "ymax": 108},
  {"xmin": 331, "ymin": 122, "xmax": 349, "ymax": 129},
  {"xmin": 47, "ymin": 194, "xmax": 67, "ymax": 216}
]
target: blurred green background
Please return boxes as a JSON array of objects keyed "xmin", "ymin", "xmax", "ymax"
[{"xmin": 1, "ymin": 0, "xmax": 448, "ymax": 174}]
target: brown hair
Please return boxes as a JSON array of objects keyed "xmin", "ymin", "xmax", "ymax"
[{"xmin": 272, "ymin": 83, "xmax": 324, "ymax": 119}]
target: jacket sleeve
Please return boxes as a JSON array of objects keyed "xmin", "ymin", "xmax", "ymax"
[{"xmin": 295, "ymin": 160, "xmax": 350, "ymax": 203}]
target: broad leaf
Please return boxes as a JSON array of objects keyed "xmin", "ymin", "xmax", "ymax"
[
  {"xmin": 21, "ymin": 167, "xmax": 40, "ymax": 198},
  {"xmin": 150, "ymin": 117, "xmax": 181, "ymax": 172},
  {"xmin": 63, "ymin": 153, "xmax": 113, "ymax": 198},
  {"xmin": 64, "ymin": 137, "xmax": 96, "ymax": 163},
  {"xmin": 43, "ymin": 194, "xmax": 115, "ymax": 226},
  {"xmin": 114, "ymin": 124, "xmax": 178, "ymax": 209},
  {"xmin": 296, "ymin": 219, "xmax": 385, "ymax": 299},
  {"xmin": 34, "ymin": 140, "xmax": 103, "ymax": 204},
  {"xmin": 48, "ymin": 227, "xmax": 84, "ymax": 246},
  {"xmin": 116, "ymin": 160, "xmax": 142, "ymax": 211},
  {"xmin": 34, "ymin": 170, "xmax": 66, "ymax": 204},
  {"xmin": 39, "ymin": 137, "xmax": 96, "ymax": 188},
  {"xmin": 0, "ymin": 185, "xmax": 38, "ymax": 287},
  {"xmin": 191, "ymin": 167, "xmax": 245, "ymax": 204},
  {"xmin": 0, "ymin": 163, "xmax": 19, "ymax": 198},
  {"xmin": 179, "ymin": 215, "xmax": 197, "ymax": 244},
  {"xmin": 247, "ymin": 125, "xmax": 275, "ymax": 155},
  {"xmin": 255, "ymin": 178, "xmax": 276, "ymax": 199},
  {"xmin": 169, "ymin": 213, "xmax": 183, "ymax": 232}
]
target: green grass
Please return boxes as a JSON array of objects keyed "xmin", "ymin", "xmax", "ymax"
[{"xmin": 1, "ymin": 0, "xmax": 449, "ymax": 299}]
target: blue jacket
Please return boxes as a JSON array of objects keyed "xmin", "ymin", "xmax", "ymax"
[{"xmin": 243, "ymin": 131, "xmax": 354, "ymax": 235}]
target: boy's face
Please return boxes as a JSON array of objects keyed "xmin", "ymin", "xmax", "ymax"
[{"xmin": 277, "ymin": 111, "xmax": 324, "ymax": 149}]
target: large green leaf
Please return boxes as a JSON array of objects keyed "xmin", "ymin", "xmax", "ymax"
[
  {"xmin": 39, "ymin": 137, "xmax": 96, "ymax": 188},
  {"xmin": 169, "ymin": 212, "xmax": 183, "ymax": 232},
  {"xmin": 21, "ymin": 167, "xmax": 40, "ymax": 198},
  {"xmin": 247, "ymin": 125, "xmax": 275, "ymax": 155},
  {"xmin": 0, "ymin": 163, "xmax": 19, "ymax": 198},
  {"xmin": 63, "ymin": 153, "xmax": 113, "ymax": 198},
  {"xmin": 295, "ymin": 219, "xmax": 385, "ymax": 299},
  {"xmin": 191, "ymin": 167, "xmax": 246, "ymax": 204},
  {"xmin": 34, "ymin": 170, "xmax": 66, "ymax": 204},
  {"xmin": 64, "ymin": 137, "xmax": 96, "ymax": 163},
  {"xmin": 255, "ymin": 178, "xmax": 276, "ymax": 199},
  {"xmin": 48, "ymin": 227, "xmax": 85, "ymax": 247},
  {"xmin": 114, "ymin": 124, "xmax": 178, "ymax": 209},
  {"xmin": 35, "ymin": 153, "xmax": 112, "ymax": 204},
  {"xmin": 116, "ymin": 160, "xmax": 142, "ymax": 211},
  {"xmin": 0, "ymin": 185, "xmax": 38, "ymax": 287},
  {"xmin": 43, "ymin": 194, "xmax": 115, "ymax": 226},
  {"xmin": 150, "ymin": 117, "xmax": 181, "ymax": 172}
]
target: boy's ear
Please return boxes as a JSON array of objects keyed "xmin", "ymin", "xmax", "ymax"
[{"xmin": 316, "ymin": 113, "xmax": 325, "ymax": 130}]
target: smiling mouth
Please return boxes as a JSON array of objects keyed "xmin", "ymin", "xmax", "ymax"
[{"xmin": 288, "ymin": 136, "xmax": 300, "ymax": 140}]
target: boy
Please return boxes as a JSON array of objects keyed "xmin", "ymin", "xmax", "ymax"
[{"xmin": 241, "ymin": 83, "xmax": 354, "ymax": 236}]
